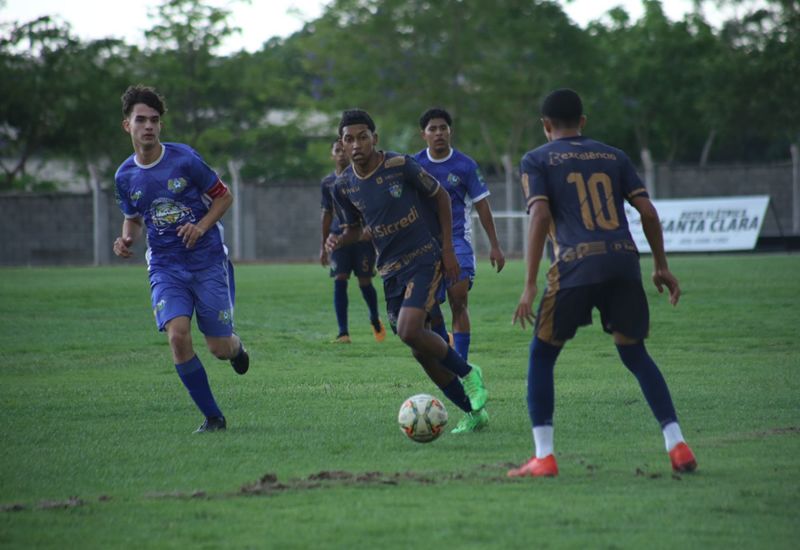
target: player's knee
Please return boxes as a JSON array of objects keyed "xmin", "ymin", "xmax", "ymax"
[
  {"xmin": 397, "ymin": 323, "xmax": 422, "ymax": 347},
  {"xmin": 167, "ymin": 328, "xmax": 192, "ymax": 353}
]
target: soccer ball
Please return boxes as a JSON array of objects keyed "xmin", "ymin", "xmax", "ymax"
[{"xmin": 397, "ymin": 394, "xmax": 448, "ymax": 443}]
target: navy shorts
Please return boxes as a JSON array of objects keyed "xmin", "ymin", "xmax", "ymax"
[
  {"xmin": 149, "ymin": 260, "xmax": 236, "ymax": 337},
  {"xmin": 383, "ymin": 261, "xmax": 444, "ymax": 333},
  {"xmin": 534, "ymin": 278, "xmax": 649, "ymax": 344},
  {"xmin": 330, "ymin": 240, "xmax": 376, "ymax": 278}
]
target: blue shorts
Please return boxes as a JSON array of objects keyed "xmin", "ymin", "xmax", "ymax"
[
  {"xmin": 535, "ymin": 278, "xmax": 649, "ymax": 344},
  {"xmin": 330, "ymin": 240, "xmax": 376, "ymax": 278},
  {"xmin": 149, "ymin": 260, "xmax": 236, "ymax": 337},
  {"xmin": 383, "ymin": 261, "xmax": 444, "ymax": 333},
  {"xmin": 437, "ymin": 253, "xmax": 475, "ymax": 302}
]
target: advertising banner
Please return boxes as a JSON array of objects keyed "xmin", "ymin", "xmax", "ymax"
[{"xmin": 624, "ymin": 195, "xmax": 770, "ymax": 252}]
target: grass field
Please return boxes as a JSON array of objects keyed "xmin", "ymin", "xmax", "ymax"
[{"xmin": 1, "ymin": 254, "xmax": 799, "ymax": 549}]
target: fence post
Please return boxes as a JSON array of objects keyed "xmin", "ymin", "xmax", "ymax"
[
  {"xmin": 791, "ymin": 143, "xmax": 799, "ymax": 235},
  {"xmin": 89, "ymin": 162, "xmax": 109, "ymax": 266},
  {"xmin": 227, "ymin": 159, "xmax": 243, "ymax": 261},
  {"xmin": 502, "ymin": 154, "xmax": 515, "ymax": 254}
]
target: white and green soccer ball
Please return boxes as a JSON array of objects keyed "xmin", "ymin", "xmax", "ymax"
[{"xmin": 398, "ymin": 394, "xmax": 448, "ymax": 443}]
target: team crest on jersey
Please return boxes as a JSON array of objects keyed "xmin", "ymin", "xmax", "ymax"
[
  {"xmin": 376, "ymin": 176, "xmax": 384, "ymax": 185},
  {"xmin": 447, "ymin": 173, "xmax": 461, "ymax": 187},
  {"xmin": 167, "ymin": 177, "xmax": 188, "ymax": 194},
  {"xmin": 389, "ymin": 183, "xmax": 403, "ymax": 198},
  {"xmin": 130, "ymin": 190, "xmax": 143, "ymax": 203},
  {"xmin": 149, "ymin": 197, "xmax": 195, "ymax": 234}
]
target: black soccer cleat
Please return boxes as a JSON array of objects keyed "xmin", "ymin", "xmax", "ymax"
[
  {"xmin": 195, "ymin": 416, "xmax": 227, "ymax": 433},
  {"xmin": 230, "ymin": 345, "xmax": 249, "ymax": 375}
]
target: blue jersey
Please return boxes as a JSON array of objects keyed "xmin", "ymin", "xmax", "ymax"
[
  {"xmin": 332, "ymin": 151, "xmax": 442, "ymax": 279},
  {"xmin": 320, "ymin": 171, "xmax": 342, "ymax": 235},
  {"xmin": 115, "ymin": 142, "xmax": 227, "ymax": 271},
  {"xmin": 414, "ymin": 148, "xmax": 490, "ymax": 256},
  {"xmin": 520, "ymin": 136, "xmax": 648, "ymax": 288}
]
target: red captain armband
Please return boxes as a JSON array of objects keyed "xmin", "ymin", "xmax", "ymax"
[{"xmin": 206, "ymin": 180, "xmax": 229, "ymax": 199}]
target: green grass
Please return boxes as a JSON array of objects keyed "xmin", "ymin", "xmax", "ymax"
[{"xmin": 1, "ymin": 255, "xmax": 799, "ymax": 548}]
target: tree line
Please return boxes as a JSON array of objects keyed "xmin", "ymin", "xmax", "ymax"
[{"xmin": 1, "ymin": 0, "xmax": 798, "ymax": 191}]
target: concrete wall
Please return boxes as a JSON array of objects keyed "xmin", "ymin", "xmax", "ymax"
[{"xmin": 0, "ymin": 162, "xmax": 795, "ymax": 266}]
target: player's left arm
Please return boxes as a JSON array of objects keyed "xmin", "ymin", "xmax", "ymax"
[
  {"xmin": 177, "ymin": 179, "xmax": 232, "ymax": 249},
  {"xmin": 473, "ymin": 198, "xmax": 505, "ymax": 272},
  {"xmin": 631, "ymin": 195, "xmax": 681, "ymax": 306}
]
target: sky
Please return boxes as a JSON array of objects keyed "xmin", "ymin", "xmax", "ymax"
[{"xmin": 1, "ymin": 0, "xmax": 750, "ymax": 55}]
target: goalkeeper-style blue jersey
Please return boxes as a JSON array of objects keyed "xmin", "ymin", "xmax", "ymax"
[
  {"xmin": 332, "ymin": 151, "xmax": 442, "ymax": 280},
  {"xmin": 114, "ymin": 142, "xmax": 228, "ymax": 271},
  {"xmin": 414, "ymin": 147, "xmax": 490, "ymax": 256},
  {"xmin": 519, "ymin": 135, "xmax": 648, "ymax": 288}
]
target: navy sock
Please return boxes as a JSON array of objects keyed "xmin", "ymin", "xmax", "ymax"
[
  {"xmin": 440, "ymin": 346, "xmax": 471, "ymax": 378},
  {"xmin": 616, "ymin": 342, "xmax": 678, "ymax": 427},
  {"xmin": 527, "ymin": 337, "xmax": 561, "ymax": 426},
  {"xmin": 175, "ymin": 355, "xmax": 223, "ymax": 418},
  {"xmin": 438, "ymin": 378, "xmax": 472, "ymax": 413},
  {"xmin": 333, "ymin": 279, "xmax": 349, "ymax": 335},
  {"xmin": 359, "ymin": 283, "xmax": 381, "ymax": 325},
  {"xmin": 453, "ymin": 332, "xmax": 471, "ymax": 361}
]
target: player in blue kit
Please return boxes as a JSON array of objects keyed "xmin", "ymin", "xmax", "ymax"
[
  {"xmin": 508, "ymin": 89, "xmax": 696, "ymax": 477},
  {"xmin": 415, "ymin": 107, "xmax": 505, "ymax": 365},
  {"xmin": 326, "ymin": 109, "xmax": 489, "ymax": 432},
  {"xmin": 112, "ymin": 85, "xmax": 249, "ymax": 433},
  {"xmin": 320, "ymin": 139, "xmax": 386, "ymax": 344}
]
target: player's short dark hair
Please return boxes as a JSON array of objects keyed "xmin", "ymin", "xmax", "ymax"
[
  {"xmin": 338, "ymin": 109, "xmax": 376, "ymax": 136},
  {"xmin": 540, "ymin": 88, "xmax": 583, "ymax": 128},
  {"xmin": 419, "ymin": 107, "xmax": 452, "ymax": 130},
  {"xmin": 121, "ymin": 84, "xmax": 167, "ymax": 118}
]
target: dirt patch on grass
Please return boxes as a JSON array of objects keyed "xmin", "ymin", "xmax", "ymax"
[{"xmin": 240, "ymin": 469, "xmax": 441, "ymax": 495}]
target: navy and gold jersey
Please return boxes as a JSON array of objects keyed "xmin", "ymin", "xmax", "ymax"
[
  {"xmin": 332, "ymin": 151, "xmax": 442, "ymax": 279},
  {"xmin": 520, "ymin": 136, "xmax": 648, "ymax": 288},
  {"xmin": 115, "ymin": 142, "xmax": 227, "ymax": 271},
  {"xmin": 320, "ymin": 171, "xmax": 342, "ymax": 235}
]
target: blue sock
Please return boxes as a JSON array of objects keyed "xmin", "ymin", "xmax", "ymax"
[
  {"xmin": 527, "ymin": 337, "xmax": 561, "ymax": 426},
  {"xmin": 175, "ymin": 355, "xmax": 223, "ymax": 419},
  {"xmin": 334, "ymin": 279, "xmax": 349, "ymax": 335},
  {"xmin": 453, "ymin": 332, "xmax": 471, "ymax": 361},
  {"xmin": 359, "ymin": 283, "xmax": 380, "ymax": 324},
  {"xmin": 440, "ymin": 347, "xmax": 471, "ymax": 378},
  {"xmin": 616, "ymin": 342, "xmax": 678, "ymax": 427},
  {"xmin": 430, "ymin": 317, "xmax": 449, "ymax": 343},
  {"xmin": 438, "ymin": 378, "xmax": 472, "ymax": 413}
]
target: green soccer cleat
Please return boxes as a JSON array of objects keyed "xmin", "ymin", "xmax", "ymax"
[
  {"xmin": 462, "ymin": 364, "xmax": 488, "ymax": 411},
  {"xmin": 451, "ymin": 408, "xmax": 489, "ymax": 434}
]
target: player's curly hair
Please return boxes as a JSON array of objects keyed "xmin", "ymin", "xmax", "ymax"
[
  {"xmin": 419, "ymin": 107, "xmax": 452, "ymax": 130},
  {"xmin": 121, "ymin": 84, "xmax": 167, "ymax": 118},
  {"xmin": 540, "ymin": 88, "xmax": 582, "ymax": 128},
  {"xmin": 338, "ymin": 109, "xmax": 375, "ymax": 136}
]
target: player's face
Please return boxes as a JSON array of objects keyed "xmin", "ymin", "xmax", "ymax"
[
  {"xmin": 422, "ymin": 117, "xmax": 451, "ymax": 155},
  {"xmin": 331, "ymin": 141, "xmax": 348, "ymax": 170},
  {"xmin": 341, "ymin": 124, "xmax": 378, "ymax": 168},
  {"xmin": 123, "ymin": 103, "xmax": 162, "ymax": 150}
]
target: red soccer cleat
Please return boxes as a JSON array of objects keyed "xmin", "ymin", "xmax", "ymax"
[
  {"xmin": 669, "ymin": 442, "xmax": 697, "ymax": 472},
  {"xmin": 507, "ymin": 454, "xmax": 559, "ymax": 478}
]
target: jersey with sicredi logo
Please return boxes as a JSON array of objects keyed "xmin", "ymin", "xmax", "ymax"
[
  {"xmin": 332, "ymin": 151, "xmax": 442, "ymax": 279},
  {"xmin": 320, "ymin": 171, "xmax": 342, "ymax": 235},
  {"xmin": 414, "ymin": 147, "xmax": 490, "ymax": 255},
  {"xmin": 115, "ymin": 142, "xmax": 227, "ymax": 271},
  {"xmin": 520, "ymin": 135, "xmax": 649, "ymax": 288}
]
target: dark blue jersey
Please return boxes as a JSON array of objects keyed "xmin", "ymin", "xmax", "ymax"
[
  {"xmin": 520, "ymin": 136, "xmax": 649, "ymax": 288},
  {"xmin": 320, "ymin": 171, "xmax": 342, "ymax": 235},
  {"xmin": 414, "ymin": 147, "xmax": 490, "ymax": 255},
  {"xmin": 332, "ymin": 151, "xmax": 442, "ymax": 279},
  {"xmin": 115, "ymin": 142, "xmax": 227, "ymax": 271}
]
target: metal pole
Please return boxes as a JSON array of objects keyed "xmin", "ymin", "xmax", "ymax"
[{"xmin": 227, "ymin": 159, "xmax": 242, "ymax": 261}]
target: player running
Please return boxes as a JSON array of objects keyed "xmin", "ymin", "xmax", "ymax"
[
  {"xmin": 508, "ymin": 89, "xmax": 697, "ymax": 477},
  {"xmin": 320, "ymin": 139, "xmax": 386, "ymax": 344},
  {"xmin": 113, "ymin": 85, "xmax": 249, "ymax": 433},
  {"xmin": 326, "ymin": 109, "xmax": 488, "ymax": 432},
  {"xmin": 414, "ymin": 107, "xmax": 505, "ymax": 367}
]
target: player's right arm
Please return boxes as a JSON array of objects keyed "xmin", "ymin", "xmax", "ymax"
[
  {"xmin": 113, "ymin": 216, "xmax": 143, "ymax": 258},
  {"xmin": 326, "ymin": 180, "xmax": 363, "ymax": 253},
  {"xmin": 631, "ymin": 195, "xmax": 681, "ymax": 306}
]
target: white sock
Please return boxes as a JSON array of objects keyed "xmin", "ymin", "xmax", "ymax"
[
  {"xmin": 532, "ymin": 426, "xmax": 554, "ymax": 459},
  {"xmin": 662, "ymin": 422, "xmax": 685, "ymax": 452}
]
